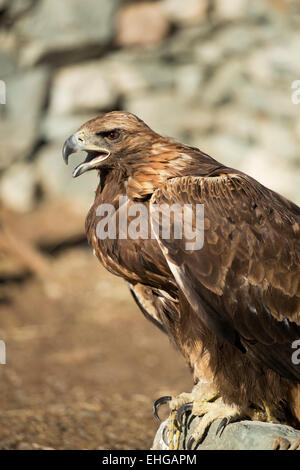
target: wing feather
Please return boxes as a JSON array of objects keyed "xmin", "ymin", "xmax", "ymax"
[{"xmin": 150, "ymin": 174, "xmax": 300, "ymax": 381}]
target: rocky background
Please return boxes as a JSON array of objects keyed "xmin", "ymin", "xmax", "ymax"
[
  {"xmin": 1, "ymin": 0, "xmax": 300, "ymax": 451},
  {"xmin": 1, "ymin": 0, "xmax": 300, "ymax": 213}
]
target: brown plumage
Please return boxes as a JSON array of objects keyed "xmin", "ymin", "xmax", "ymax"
[{"xmin": 63, "ymin": 111, "xmax": 300, "ymax": 429}]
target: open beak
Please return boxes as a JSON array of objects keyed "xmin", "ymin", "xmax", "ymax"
[{"xmin": 62, "ymin": 133, "xmax": 110, "ymax": 178}]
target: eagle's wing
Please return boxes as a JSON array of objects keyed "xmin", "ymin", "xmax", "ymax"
[{"xmin": 150, "ymin": 174, "xmax": 300, "ymax": 381}]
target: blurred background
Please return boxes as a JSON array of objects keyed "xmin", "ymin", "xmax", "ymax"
[{"xmin": 0, "ymin": 0, "xmax": 300, "ymax": 450}]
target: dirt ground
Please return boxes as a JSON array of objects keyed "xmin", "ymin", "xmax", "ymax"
[{"xmin": 0, "ymin": 216, "xmax": 192, "ymax": 449}]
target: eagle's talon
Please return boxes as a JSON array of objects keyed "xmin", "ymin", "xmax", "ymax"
[
  {"xmin": 153, "ymin": 395, "xmax": 172, "ymax": 422},
  {"xmin": 183, "ymin": 396, "xmax": 244, "ymax": 449},
  {"xmin": 216, "ymin": 417, "xmax": 229, "ymax": 437},
  {"xmin": 175, "ymin": 402, "xmax": 193, "ymax": 430},
  {"xmin": 186, "ymin": 431, "xmax": 207, "ymax": 450},
  {"xmin": 162, "ymin": 424, "xmax": 170, "ymax": 447},
  {"xmin": 187, "ymin": 436, "xmax": 195, "ymax": 450}
]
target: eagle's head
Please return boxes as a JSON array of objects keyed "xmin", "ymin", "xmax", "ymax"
[{"xmin": 62, "ymin": 111, "xmax": 159, "ymax": 178}]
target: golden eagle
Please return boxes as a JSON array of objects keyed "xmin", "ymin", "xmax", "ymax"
[{"xmin": 63, "ymin": 111, "xmax": 300, "ymax": 449}]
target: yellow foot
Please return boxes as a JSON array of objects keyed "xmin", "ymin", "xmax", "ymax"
[
  {"xmin": 153, "ymin": 385, "xmax": 222, "ymax": 450},
  {"xmin": 153, "ymin": 388, "xmax": 277, "ymax": 450},
  {"xmin": 168, "ymin": 410, "xmax": 181, "ymax": 450},
  {"xmin": 187, "ymin": 397, "xmax": 243, "ymax": 449},
  {"xmin": 185, "ymin": 399, "xmax": 279, "ymax": 450},
  {"xmin": 271, "ymin": 436, "xmax": 300, "ymax": 450}
]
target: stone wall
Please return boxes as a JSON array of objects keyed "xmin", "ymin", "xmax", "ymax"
[{"xmin": 1, "ymin": 0, "xmax": 300, "ymax": 213}]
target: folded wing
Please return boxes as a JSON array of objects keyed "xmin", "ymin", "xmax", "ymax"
[{"xmin": 150, "ymin": 174, "xmax": 300, "ymax": 381}]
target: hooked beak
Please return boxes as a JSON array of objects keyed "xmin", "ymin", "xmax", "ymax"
[{"xmin": 62, "ymin": 133, "xmax": 110, "ymax": 178}]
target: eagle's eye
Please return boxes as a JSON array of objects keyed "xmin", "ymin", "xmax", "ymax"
[{"xmin": 106, "ymin": 130, "xmax": 120, "ymax": 141}]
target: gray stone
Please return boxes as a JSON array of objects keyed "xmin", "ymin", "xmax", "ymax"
[
  {"xmin": 194, "ymin": 41, "xmax": 223, "ymax": 68},
  {"xmin": 175, "ymin": 65, "xmax": 204, "ymax": 97},
  {"xmin": 257, "ymin": 122, "xmax": 297, "ymax": 161},
  {"xmin": 237, "ymin": 82, "xmax": 299, "ymax": 119},
  {"xmin": 0, "ymin": 67, "xmax": 49, "ymax": 169},
  {"xmin": 125, "ymin": 90, "xmax": 200, "ymax": 140},
  {"xmin": 41, "ymin": 114, "xmax": 93, "ymax": 143},
  {"xmin": 116, "ymin": 2, "xmax": 170, "ymax": 47},
  {"xmin": 16, "ymin": 0, "xmax": 121, "ymax": 66},
  {"xmin": 290, "ymin": 173, "xmax": 300, "ymax": 206},
  {"xmin": 49, "ymin": 62, "xmax": 118, "ymax": 115},
  {"xmin": 0, "ymin": 50, "xmax": 17, "ymax": 78},
  {"xmin": 203, "ymin": 59, "xmax": 246, "ymax": 107},
  {"xmin": 214, "ymin": 0, "xmax": 247, "ymax": 21},
  {"xmin": 129, "ymin": 60, "xmax": 177, "ymax": 92},
  {"xmin": 152, "ymin": 417, "xmax": 300, "ymax": 450},
  {"xmin": 94, "ymin": 51, "xmax": 177, "ymax": 95},
  {"xmin": 5, "ymin": 0, "xmax": 36, "ymax": 19},
  {"xmin": 198, "ymin": 24, "xmax": 280, "ymax": 61},
  {"xmin": 0, "ymin": 163, "xmax": 37, "ymax": 212},
  {"xmin": 0, "ymin": 29, "xmax": 18, "ymax": 60},
  {"xmin": 192, "ymin": 133, "xmax": 250, "ymax": 169},
  {"xmin": 245, "ymin": 0, "xmax": 283, "ymax": 23},
  {"xmin": 158, "ymin": 25, "xmax": 208, "ymax": 64},
  {"xmin": 246, "ymin": 36, "xmax": 300, "ymax": 86},
  {"xmin": 293, "ymin": 116, "xmax": 300, "ymax": 141},
  {"xmin": 162, "ymin": 0, "xmax": 208, "ymax": 25},
  {"xmin": 213, "ymin": 106, "xmax": 258, "ymax": 143},
  {"xmin": 238, "ymin": 147, "xmax": 300, "ymax": 205},
  {"xmin": 100, "ymin": 54, "xmax": 147, "ymax": 95}
]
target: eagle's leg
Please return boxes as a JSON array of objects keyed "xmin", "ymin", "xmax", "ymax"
[
  {"xmin": 185, "ymin": 396, "xmax": 244, "ymax": 449},
  {"xmin": 153, "ymin": 381, "xmax": 278, "ymax": 449},
  {"xmin": 153, "ymin": 383, "xmax": 219, "ymax": 423},
  {"xmin": 168, "ymin": 410, "xmax": 181, "ymax": 450},
  {"xmin": 153, "ymin": 381, "xmax": 223, "ymax": 449},
  {"xmin": 173, "ymin": 393, "xmax": 288, "ymax": 450},
  {"xmin": 176, "ymin": 394, "xmax": 279, "ymax": 449},
  {"xmin": 153, "ymin": 395, "xmax": 189, "ymax": 450}
]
